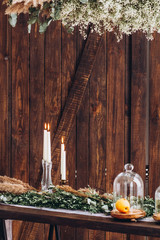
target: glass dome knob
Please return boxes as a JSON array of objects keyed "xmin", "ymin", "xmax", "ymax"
[{"xmin": 124, "ymin": 163, "xmax": 134, "ymax": 172}]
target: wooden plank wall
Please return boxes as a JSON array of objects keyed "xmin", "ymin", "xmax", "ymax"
[
  {"xmin": 106, "ymin": 32, "xmax": 126, "ymax": 240},
  {"xmin": 1, "ymin": 3, "xmax": 160, "ymax": 240}
]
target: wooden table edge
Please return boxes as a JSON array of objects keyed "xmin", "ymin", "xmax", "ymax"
[{"xmin": 0, "ymin": 204, "xmax": 160, "ymax": 237}]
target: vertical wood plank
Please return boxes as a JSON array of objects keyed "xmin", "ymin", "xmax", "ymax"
[
  {"xmin": 29, "ymin": 23, "xmax": 45, "ymax": 240},
  {"xmin": 106, "ymin": 33, "xmax": 126, "ymax": 240},
  {"xmin": 0, "ymin": 10, "xmax": 13, "ymax": 239},
  {"xmin": 124, "ymin": 36, "xmax": 131, "ymax": 240},
  {"xmin": 45, "ymin": 21, "xmax": 62, "ymax": 184},
  {"xmin": 76, "ymin": 89, "xmax": 89, "ymax": 240},
  {"xmin": 76, "ymin": 30, "xmax": 89, "ymax": 240},
  {"xmin": 149, "ymin": 33, "xmax": 160, "ymax": 197},
  {"xmin": 76, "ymin": 31, "xmax": 88, "ymax": 190},
  {"xmin": 88, "ymin": 33, "xmax": 106, "ymax": 240},
  {"xmin": 130, "ymin": 32, "xmax": 148, "ymax": 240},
  {"xmin": 149, "ymin": 33, "xmax": 160, "ymax": 240},
  {"xmin": 125, "ymin": 36, "xmax": 131, "ymax": 165},
  {"xmin": 45, "ymin": 21, "xmax": 62, "ymax": 240},
  {"xmin": 11, "ymin": 15, "xmax": 29, "ymax": 181},
  {"xmin": 0, "ymin": 1, "xmax": 10, "ymax": 176},
  {"xmin": 29, "ymin": 23, "xmax": 45, "ymax": 189},
  {"xmin": 61, "ymin": 26, "xmax": 76, "ymax": 240},
  {"xmin": 11, "ymin": 15, "xmax": 29, "ymax": 240},
  {"xmin": 130, "ymin": 32, "xmax": 147, "ymax": 181}
]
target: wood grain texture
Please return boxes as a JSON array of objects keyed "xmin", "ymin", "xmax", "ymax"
[
  {"xmin": 76, "ymin": 30, "xmax": 88, "ymax": 190},
  {"xmin": 14, "ymin": 222, "xmax": 44, "ymax": 240},
  {"xmin": 29, "ymin": 23, "xmax": 45, "ymax": 240},
  {"xmin": 88, "ymin": 33, "xmax": 106, "ymax": 240},
  {"xmin": 149, "ymin": 33, "xmax": 160, "ymax": 240},
  {"xmin": 149, "ymin": 33, "xmax": 160, "ymax": 198},
  {"xmin": 60, "ymin": 25, "xmax": 77, "ymax": 240},
  {"xmin": 11, "ymin": 15, "xmax": 29, "ymax": 181},
  {"xmin": 124, "ymin": 35, "xmax": 131, "ymax": 240},
  {"xmin": 130, "ymin": 32, "xmax": 147, "ymax": 181},
  {"xmin": 61, "ymin": 25, "xmax": 76, "ymax": 187},
  {"xmin": 106, "ymin": 32, "xmax": 126, "ymax": 240},
  {"xmin": 1, "ymin": 10, "xmax": 160, "ymax": 240},
  {"xmin": 52, "ymin": 32, "xmax": 102, "ymax": 155},
  {"xmin": 125, "ymin": 36, "xmax": 131, "ymax": 165},
  {"xmin": 76, "ymin": 88, "xmax": 89, "ymax": 240},
  {"xmin": 44, "ymin": 21, "xmax": 62, "ymax": 240},
  {"xmin": 130, "ymin": 32, "xmax": 148, "ymax": 240},
  {"xmin": 1, "ymin": 204, "xmax": 160, "ymax": 238},
  {"xmin": 29, "ymin": 23, "xmax": 44, "ymax": 190},
  {"xmin": 0, "ymin": 0, "xmax": 10, "ymax": 177},
  {"xmin": 76, "ymin": 29, "xmax": 89, "ymax": 240},
  {"xmin": 111, "ymin": 209, "xmax": 146, "ymax": 219},
  {"xmin": 45, "ymin": 21, "xmax": 62, "ymax": 185},
  {"xmin": 11, "ymin": 14, "xmax": 29, "ymax": 240}
]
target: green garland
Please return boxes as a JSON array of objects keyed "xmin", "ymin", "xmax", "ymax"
[
  {"xmin": 143, "ymin": 196, "xmax": 155, "ymax": 217},
  {"xmin": 5, "ymin": 0, "xmax": 160, "ymax": 41},
  {"xmin": 0, "ymin": 186, "xmax": 155, "ymax": 217}
]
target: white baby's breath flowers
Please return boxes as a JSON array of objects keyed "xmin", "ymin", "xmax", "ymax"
[{"xmin": 5, "ymin": 0, "xmax": 160, "ymax": 40}]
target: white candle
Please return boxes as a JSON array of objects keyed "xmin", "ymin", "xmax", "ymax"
[
  {"xmin": 47, "ymin": 123, "xmax": 51, "ymax": 162},
  {"xmin": 61, "ymin": 137, "xmax": 64, "ymax": 178},
  {"xmin": 62, "ymin": 151, "xmax": 66, "ymax": 180},
  {"xmin": 43, "ymin": 123, "xmax": 47, "ymax": 161}
]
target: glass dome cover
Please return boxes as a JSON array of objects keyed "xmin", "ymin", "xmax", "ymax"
[
  {"xmin": 155, "ymin": 186, "xmax": 160, "ymax": 213},
  {"xmin": 113, "ymin": 163, "xmax": 144, "ymax": 211}
]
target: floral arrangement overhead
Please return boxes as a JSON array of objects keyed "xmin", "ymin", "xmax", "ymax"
[{"xmin": 3, "ymin": 0, "xmax": 160, "ymax": 40}]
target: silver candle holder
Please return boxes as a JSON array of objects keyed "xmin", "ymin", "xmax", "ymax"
[
  {"xmin": 60, "ymin": 178, "xmax": 68, "ymax": 185},
  {"xmin": 41, "ymin": 159, "xmax": 53, "ymax": 192}
]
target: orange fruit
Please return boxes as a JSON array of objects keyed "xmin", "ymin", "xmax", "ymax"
[{"xmin": 115, "ymin": 198, "xmax": 130, "ymax": 213}]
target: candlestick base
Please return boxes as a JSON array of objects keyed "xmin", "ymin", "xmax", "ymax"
[
  {"xmin": 60, "ymin": 179, "xmax": 68, "ymax": 185},
  {"xmin": 41, "ymin": 159, "xmax": 53, "ymax": 192}
]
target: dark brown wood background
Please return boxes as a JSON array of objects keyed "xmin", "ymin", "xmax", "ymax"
[{"xmin": 0, "ymin": 2, "xmax": 160, "ymax": 240}]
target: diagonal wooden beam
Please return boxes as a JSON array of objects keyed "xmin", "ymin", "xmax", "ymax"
[{"xmin": 52, "ymin": 32, "xmax": 102, "ymax": 155}]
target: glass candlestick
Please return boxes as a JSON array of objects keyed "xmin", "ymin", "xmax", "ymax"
[{"xmin": 41, "ymin": 159, "xmax": 53, "ymax": 192}]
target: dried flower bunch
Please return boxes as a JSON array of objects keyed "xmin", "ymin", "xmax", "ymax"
[
  {"xmin": 4, "ymin": 0, "xmax": 160, "ymax": 40},
  {"xmin": 0, "ymin": 175, "xmax": 36, "ymax": 194}
]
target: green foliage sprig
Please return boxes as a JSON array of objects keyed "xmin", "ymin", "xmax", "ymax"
[
  {"xmin": 0, "ymin": 186, "xmax": 155, "ymax": 217},
  {"xmin": 0, "ymin": 186, "xmax": 113, "ymax": 214},
  {"xmin": 143, "ymin": 196, "xmax": 155, "ymax": 217}
]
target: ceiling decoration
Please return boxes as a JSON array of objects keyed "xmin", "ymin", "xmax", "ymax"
[{"xmin": 4, "ymin": 0, "xmax": 160, "ymax": 40}]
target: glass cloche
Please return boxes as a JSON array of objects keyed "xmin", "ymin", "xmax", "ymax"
[
  {"xmin": 155, "ymin": 186, "xmax": 160, "ymax": 213},
  {"xmin": 153, "ymin": 186, "xmax": 160, "ymax": 221},
  {"xmin": 113, "ymin": 163, "xmax": 144, "ymax": 212}
]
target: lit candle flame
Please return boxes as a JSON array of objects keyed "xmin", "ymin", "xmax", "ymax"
[
  {"xmin": 44, "ymin": 123, "xmax": 47, "ymax": 130},
  {"xmin": 62, "ymin": 137, "xmax": 64, "ymax": 144},
  {"xmin": 48, "ymin": 123, "xmax": 50, "ymax": 131}
]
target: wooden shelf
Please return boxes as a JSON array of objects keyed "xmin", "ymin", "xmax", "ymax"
[{"xmin": 0, "ymin": 204, "xmax": 160, "ymax": 238}]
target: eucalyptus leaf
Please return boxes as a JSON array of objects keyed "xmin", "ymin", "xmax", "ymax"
[
  {"xmin": 50, "ymin": 8, "xmax": 55, "ymax": 18},
  {"xmin": 28, "ymin": 24, "xmax": 31, "ymax": 33},
  {"xmin": 28, "ymin": 17, "xmax": 38, "ymax": 25},
  {"xmin": 39, "ymin": 22, "xmax": 48, "ymax": 33},
  {"xmin": 80, "ymin": 0, "xmax": 88, "ymax": 3},
  {"xmin": 39, "ymin": 19, "xmax": 52, "ymax": 33},
  {"xmin": 67, "ymin": 27, "xmax": 74, "ymax": 33},
  {"xmin": 43, "ymin": 2, "xmax": 50, "ymax": 9},
  {"xmin": 8, "ymin": 14, "xmax": 17, "ymax": 27}
]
